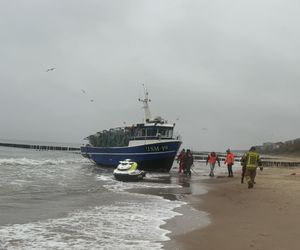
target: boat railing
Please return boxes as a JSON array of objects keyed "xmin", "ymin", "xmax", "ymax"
[{"xmin": 130, "ymin": 135, "xmax": 174, "ymax": 140}]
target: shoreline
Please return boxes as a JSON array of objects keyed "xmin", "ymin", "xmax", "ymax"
[{"xmin": 167, "ymin": 166, "xmax": 300, "ymax": 250}]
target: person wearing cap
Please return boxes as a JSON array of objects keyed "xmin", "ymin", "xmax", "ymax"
[
  {"xmin": 224, "ymin": 149, "xmax": 235, "ymax": 177},
  {"xmin": 206, "ymin": 152, "xmax": 220, "ymax": 177},
  {"xmin": 244, "ymin": 146, "xmax": 262, "ymax": 189}
]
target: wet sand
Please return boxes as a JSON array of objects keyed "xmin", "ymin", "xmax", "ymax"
[{"xmin": 167, "ymin": 167, "xmax": 300, "ymax": 250}]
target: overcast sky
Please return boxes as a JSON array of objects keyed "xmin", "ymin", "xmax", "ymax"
[{"xmin": 0, "ymin": 0, "xmax": 299, "ymax": 151}]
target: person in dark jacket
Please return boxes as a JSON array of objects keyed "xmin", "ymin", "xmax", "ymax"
[
  {"xmin": 177, "ymin": 149, "xmax": 186, "ymax": 174},
  {"xmin": 240, "ymin": 153, "xmax": 247, "ymax": 183},
  {"xmin": 184, "ymin": 149, "xmax": 194, "ymax": 176}
]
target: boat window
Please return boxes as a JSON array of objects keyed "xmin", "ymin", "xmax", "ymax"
[
  {"xmin": 136, "ymin": 128, "xmax": 147, "ymax": 137},
  {"xmin": 157, "ymin": 127, "xmax": 173, "ymax": 138},
  {"xmin": 131, "ymin": 126, "xmax": 173, "ymax": 139},
  {"xmin": 145, "ymin": 127, "xmax": 157, "ymax": 137}
]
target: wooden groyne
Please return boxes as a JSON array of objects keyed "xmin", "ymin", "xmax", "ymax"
[
  {"xmin": 0, "ymin": 142, "xmax": 80, "ymax": 151},
  {"xmin": 260, "ymin": 160, "xmax": 300, "ymax": 167},
  {"xmin": 191, "ymin": 151, "xmax": 300, "ymax": 167},
  {"xmin": 191, "ymin": 151, "xmax": 242, "ymax": 162}
]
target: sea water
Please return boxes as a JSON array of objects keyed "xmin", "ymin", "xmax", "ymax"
[{"xmin": 0, "ymin": 145, "xmax": 210, "ymax": 250}]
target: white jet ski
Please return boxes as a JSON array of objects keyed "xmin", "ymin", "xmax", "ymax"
[{"xmin": 113, "ymin": 159, "xmax": 146, "ymax": 182}]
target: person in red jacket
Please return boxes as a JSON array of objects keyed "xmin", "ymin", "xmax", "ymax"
[
  {"xmin": 206, "ymin": 152, "xmax": 220, "ymax": 177},
  {"xmin": 224, "ymin": 149, "xmax": 235, "ymax": 177},
  {"xmin": 177, "ymin": 149, "xmax": 186, "ymax": 174}
]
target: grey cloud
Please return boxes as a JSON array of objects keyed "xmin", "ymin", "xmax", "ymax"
[{"xmin": 0, "ymin": 0, "xmax": 299, "ymax": 151}]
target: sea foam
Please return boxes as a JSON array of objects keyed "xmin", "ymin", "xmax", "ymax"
[
  {"xmin": 0, "ymin": 194, "xmax": 183, "ymax": 250},
  {"xmin": 0, "ymin": 157, "xmax": 89, "ymax": 166}
]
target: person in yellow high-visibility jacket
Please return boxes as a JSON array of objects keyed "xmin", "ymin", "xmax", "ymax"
[{"xmin": 244, "ymin": 146, "xmax": 262, "ymax": 189}]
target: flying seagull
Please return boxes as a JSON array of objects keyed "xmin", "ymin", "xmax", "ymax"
[
  {"xmin": 80, "ymin": 89, "xmax": 94, "ymax": 102},
  {"xmin": 46, "ymin": 67, "xmax": 56, "ymax": 72}
]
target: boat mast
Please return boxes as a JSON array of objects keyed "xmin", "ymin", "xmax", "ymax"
[{"xmin": 138, "ymin": 85, "xmax": 152, "ymax": 123}]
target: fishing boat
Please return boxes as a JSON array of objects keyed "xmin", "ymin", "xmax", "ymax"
[{"xmin": 80, "ymin": 87, "xmax": 182, "ymax": 172}]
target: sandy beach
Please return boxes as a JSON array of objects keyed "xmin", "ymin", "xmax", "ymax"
[{"xmin": 167, "ymin": 166, "xmax": 300, "ymax": 250}]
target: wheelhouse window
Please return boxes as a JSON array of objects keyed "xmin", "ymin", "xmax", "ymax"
[
  {"xmin": 133, "ymin": 125, "xmax": 174, "ymax": 139},
  {"xmin": 136, "ymin": 128, "xmax": 146, "ymax": 137},
  {"xmin": 157, "ymin": 127, "xmax": 173, "ymax": 138}
]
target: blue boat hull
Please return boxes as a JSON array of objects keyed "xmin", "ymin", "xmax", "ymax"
[{"xmin": 81, "ymin": 140, "xmax": 181, "ymax": 172}]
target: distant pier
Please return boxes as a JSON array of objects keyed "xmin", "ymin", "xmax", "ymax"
[{"xmin": 0, "ymin": 142, "xmax": 80, "ymax": 151}]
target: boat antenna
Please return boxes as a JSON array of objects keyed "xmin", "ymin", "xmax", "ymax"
[{"xmin": 138, "ymin": 84, "xmax": 152, "ymax": 123}]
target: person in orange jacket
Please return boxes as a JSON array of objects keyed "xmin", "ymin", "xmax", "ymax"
[
  {"xmin": 224, "ymin": 148, "xmax": 235, "ymax": 177},
  {"xmin": 206, "ymin": 152, "xmax": 220, "ymax": 177}
]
